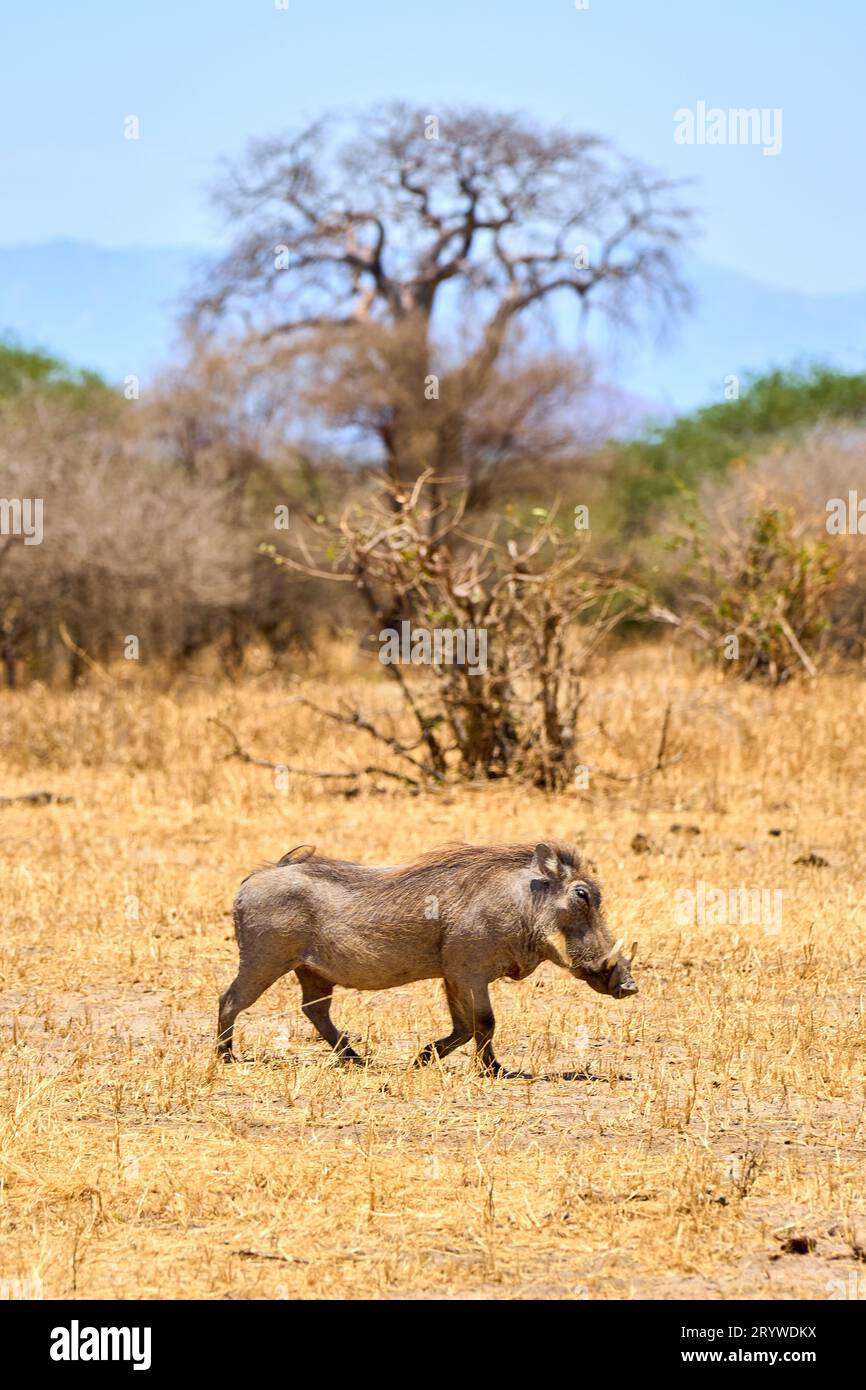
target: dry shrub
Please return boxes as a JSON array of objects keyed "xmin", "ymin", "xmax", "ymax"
[
  {"xmin": 268, "ymin": 474, "xmax": 644, "ymax": 789},
  {"xmin": 0, "ymin": 396, "xmax": 245, "ymax": 681},
  {"xmin": 0, "ymin": 388, "xmax": 355, "ymax": 685},
  {"xmin": 667, "ymin": 425, "xmax": 866, "ymax": 680}
]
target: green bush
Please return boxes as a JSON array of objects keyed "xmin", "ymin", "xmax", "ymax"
[
  {"xmin": 611, "ymin": 365, "xmax": 866, "ymax": 533},
  {"xmin": 0, "ymin": 337, "xmax": 112, "ymax": 409}
]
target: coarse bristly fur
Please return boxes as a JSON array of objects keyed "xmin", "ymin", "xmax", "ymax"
[{"xmin": 218, "ymin": 840, "xmax": 638, "ymax": 1076}]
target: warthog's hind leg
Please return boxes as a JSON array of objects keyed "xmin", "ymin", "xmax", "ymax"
[
  {"xmin": 218, "ymin": 956, "xmax": 293, "ymax": 1062},
  {"xmin": 413, "ymin": 979, "xmax": 473, "ymax": 1067},
  {"xmin": 296, "ymin": 966, "xmax": 362, "ymax": 1064}
]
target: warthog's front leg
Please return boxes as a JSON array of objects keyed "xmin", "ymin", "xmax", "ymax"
[
  {"xmin": 295, "ymin": 966, "xmax": 362, "ymax": 1064},
  {"xmin": 413, "ymin": 979, "xmax": 473, "ymax": 1067},
  {"xmin": 415, "ymin": 977, "xmax": 509, "ymax": 1076},
  {"xmin": 468, "ymin": 982, "xmax": 506, "ymax": 1077}
]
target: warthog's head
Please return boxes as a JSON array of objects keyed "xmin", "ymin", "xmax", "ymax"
[{"xmin": 531, "ymin": 842, "xmax": 638, "ymax": 1000}]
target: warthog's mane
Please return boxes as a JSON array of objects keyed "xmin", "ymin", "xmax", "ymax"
[
  {"xmin": 277, "ymin": 840, "xmax": 584, "ymax": 889},
  {"xmin": 385, "ymin": 840, "xmax": 582, "ymax": 880}
]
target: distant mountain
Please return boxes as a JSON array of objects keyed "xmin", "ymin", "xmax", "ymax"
[
  {"xmin": 594, "ymin": 255, "xmax": 866, "ymax": 416},
  {"xmin": 0, "ymin": 240, "xmax": 864, "ymax": 418}
]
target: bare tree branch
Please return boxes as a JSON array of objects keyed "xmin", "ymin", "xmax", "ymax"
[
  {"xmin": 190, "ymin": 103, "xmax": 695, "ymax": 492},
  {"xmin": 208, "ymin": 718, "xmax": 423, "ymax": 789}
]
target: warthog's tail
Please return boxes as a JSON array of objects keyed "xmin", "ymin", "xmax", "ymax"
[
  {"xmin": 239, "ymin": 844, "xmax": 317, "ymax": 887},
  {"xmin": 277, "ymin": 844, "xmax": 316, "ymax": 866}
]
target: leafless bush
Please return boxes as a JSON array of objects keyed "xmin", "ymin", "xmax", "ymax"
[
  {"xmin": 265, "ymin": 473, "xmax": 649, "ymax": 789},
  {"xmin": 0, "ymin": 395, "xmax": 247, "ymax": 681}
]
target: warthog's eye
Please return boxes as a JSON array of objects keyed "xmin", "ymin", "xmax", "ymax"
[{"xmin": 573, "ymin": 884, "xmax": 591, "ymax": 904}]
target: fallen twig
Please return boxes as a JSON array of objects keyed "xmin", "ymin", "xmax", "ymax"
[
  {"xmin": 286, "ymin": 695, "xmax": 433, "ymax": 776},
  {"xmin": 0, "ymin": 790, "xmax": 74, "ymax": 808},
  {"xmin": 208, "ymin": 718, "xmax": 423, "ymax": 789}
]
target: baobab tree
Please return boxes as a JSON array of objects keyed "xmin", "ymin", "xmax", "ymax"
[{"xmin": 193, "ymin": 103, "xmax": 693, "ymax": 493}]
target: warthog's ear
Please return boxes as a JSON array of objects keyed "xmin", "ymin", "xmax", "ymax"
[{"xmin": 533, "ymin": 843, "xmax": 567, "ymax": 883}]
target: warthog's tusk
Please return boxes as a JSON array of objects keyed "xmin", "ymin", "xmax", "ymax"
[
  {"xmin": 629, "ymin": 939, "xmax": 638, "ymax": 964},
  {"xmin": 605, "ymin": 938, "xmax": 625, "ymax": 969}
]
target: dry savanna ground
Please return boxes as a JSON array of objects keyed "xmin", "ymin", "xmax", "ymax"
[{"xmin": 0, "ymin": 646, "xmax": 864, "ymax": 1301}]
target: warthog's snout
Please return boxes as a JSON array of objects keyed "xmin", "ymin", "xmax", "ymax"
[
  {"xmin": 579, "ymin": 939, "xmax": 639, "ymax": 1000},
  {"xmin": 611, "ymin": 970, "xmax": 639, "ymax": 1000}
]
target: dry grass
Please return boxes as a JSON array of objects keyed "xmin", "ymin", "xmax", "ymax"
[{"xmin": 1, "ymin": 645, "xmax": 864, "ymax": 1301}]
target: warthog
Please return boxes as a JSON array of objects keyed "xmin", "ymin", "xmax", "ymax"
[{"xmin": 218, "ymin": 840, "xmax": 637, "ymax": 1075}]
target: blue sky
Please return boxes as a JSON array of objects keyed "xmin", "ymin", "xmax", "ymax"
[{"xmin": 2, "ymin": 0, "xmax": 864, "ymax": 293}]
